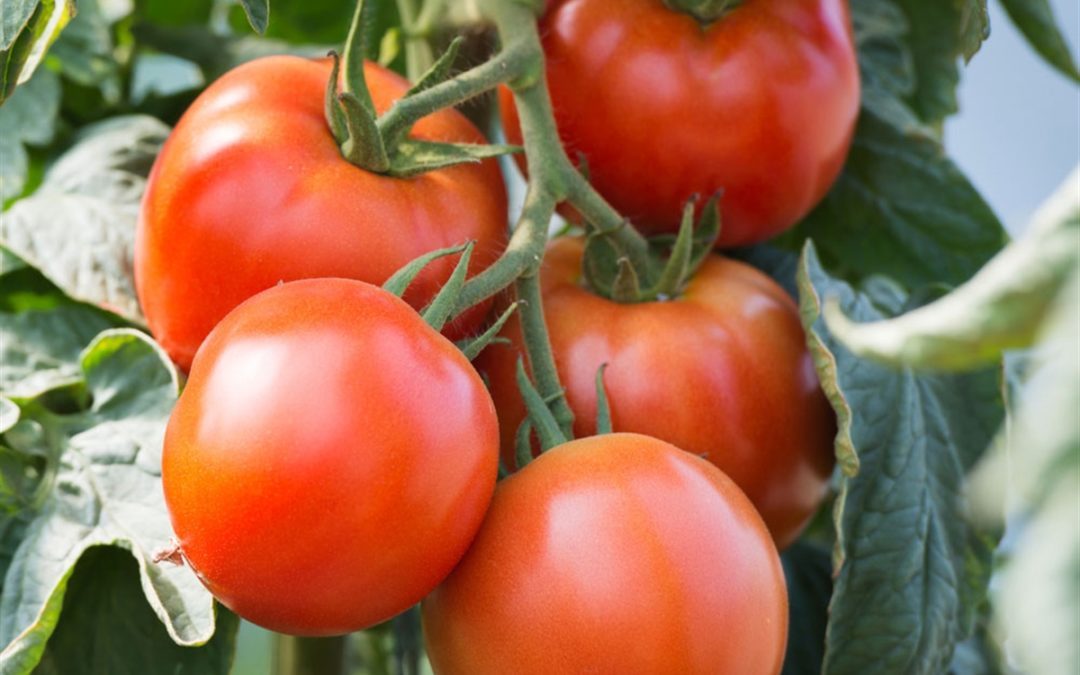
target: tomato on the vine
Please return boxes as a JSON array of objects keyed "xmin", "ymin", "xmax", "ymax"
[
  {"xmin": 478, "ymin": 237, "xmax": 835, "ymax": 550},
  {"xmin": 162, "ymin": 278, "xmax": 499, "ymax": 636},
  {"xmin": 422, "ymin": 433, "xmax": 789, "ymax": 674},
  {"xmin": 500, "ymin": 0, "xmax": 859, "ymax": 247},
  {"xmin": 136, "ymin": 55, "xmax": 507, "ymax": 372}
]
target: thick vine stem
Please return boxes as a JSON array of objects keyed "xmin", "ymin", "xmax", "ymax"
[{"xmin": 376, "ymin": 38, "xmax": 534, "ymax": 144}]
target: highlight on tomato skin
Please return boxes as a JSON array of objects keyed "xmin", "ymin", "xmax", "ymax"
[
  {"xmin": 477, "ymin": 237, "xmax": 837, "ymax": 551},
  {"xmin": 135, "ymin": 55, "xmax": 508, "ymax": 373},
  {"xmin": 161, "ymin": 278, "xmax": 500, "ymax": 636},
  {"xmin": 422, "ymin": 433, "xmax": 789, "ymax": 675},
  {"xmin": 500, "ymin": 0, "xmax": 860, "ymax": 247}
]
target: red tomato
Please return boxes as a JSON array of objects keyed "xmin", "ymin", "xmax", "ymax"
[
  {"xmin": 477, "ymin": 237, "xmax": 835, "ymax": 550},
  {"xmin": 137, "ymin": 56, "xmax": 507, "ymax": 372},
  {"xmin": 422, "ymin": 433, "xmax": 789, "ymax": 674},
  {"xmin": 500, "ymin": 0, "xmax": 859, "ymax": 247},
  {"xmin": 162, "ymin": 279, "xmax": 499, "ymax": 636}
]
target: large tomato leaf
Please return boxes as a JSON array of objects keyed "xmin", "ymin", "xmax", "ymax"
[
  {"xmin": 0, "ymin": 67, "xmax": 59, "ymax": 203},
  {"xmin": 781, "ymin": 108, "xmax": 1007, "ymax": 289},
  {"xmin": 797, "ymin": 243, "xmax": 1004, "ymax": 675},
  {"xmin": 999, "ymin": 0, "xmax": 1080, "ymax": 83},
  {"xmin": 0, "ymin": 115, "xmax": 170, "ymax": 323},
  {"xmin": 0, "ymin": 329, "xmax": 223, "ymax": 674},
  {"xmin": 0, "ymin": 307, "xmax": 113, "ymax": 399},
  {"xmin": 47, "ymin": 0, "xmax": 124, "ymax": 106},
  {"xmin": 821, "ymin": 168, "xmax": 1079, "ymax": 371},
  {"xmin": 33, "ymin": 547, "xmax": 238, "ymax": 675},
  {"xmin": 0, "ymin": 0, "xmax": 74, "ymax": 105}
]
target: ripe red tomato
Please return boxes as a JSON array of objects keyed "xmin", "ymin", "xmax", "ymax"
[
  {"xmin": 136, "ymin": 55, "xmax": 507, "ymax": 372},
  {"xmin": 500, "ymin": 0, "xmax": 859, "ymax": 247},
  {"xmin": 422, "ymin": 433, "xmax": 789, "ymax": 674},
  {"xmin": 162, "ymin": 278, "xmax": 499, "ymax": 636},
  {"xmin": 477, "ymin": 237, "xmax": 835, "ymax": 550}
]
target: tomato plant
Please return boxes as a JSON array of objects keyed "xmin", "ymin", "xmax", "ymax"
[
  {"xmin": 0, "ymin": 0, "xmax": 1075, "ymax": 673},
  {"xmin": 499, "ymin": 0, "xmax": 860, "ymax": 247},
  {"xmin": 162, "ymin": 278, "xmax": 499, "ymax": 635},
  {"xmin": 135, "ymin": 55, "xmax": 508, "ymax": 371},
  {"xmin": 422, "ymin": 433, "xmax": 788, "ymax": 675},
  {"xmin": 479, "ymin": 236, "xmax": 835, "ymax": 550}
]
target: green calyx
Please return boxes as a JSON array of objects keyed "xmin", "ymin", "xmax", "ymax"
[
  {"xmin": 663, "ymin": 0, "xmax": 743, "ymax": 24},
  {"xmin": 325, "ymin": 0, "xmax": 518, "ymax": 178},
  {"xmin": 582, "ymin": 194, "xmax": 721, "ymax": 303}
]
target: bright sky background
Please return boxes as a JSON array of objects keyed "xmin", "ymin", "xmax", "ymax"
[{"xmin": 946, "ymin": 0, "xmax": 1080, "ymax": 235}]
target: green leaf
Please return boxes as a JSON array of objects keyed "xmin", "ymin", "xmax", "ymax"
[
  {"xmin": 0, "ymin": 398, "xmax": 18, "ymax": 434},
  {"xmin": 0, "ymin": 306, "xmax": 114, "ymax": 399},
  {"xmin": 1000, "ymin": 0, "xmax": 1080, "ymax": 82},
  {"xmin": 0, "ymin": 115, "xmax": 170, "ymax": 323},
  {"xmin": 33, "ymin": 548, "xmax": 239, "ymax": 675},
  {"xmin": 781, "ymin": 109, "xmax": 1007, "ymax": 289},
  {"xmin": 237, "ymin": 0, "xmax": 269, "ymax": 34},
  {"xmin": 0, "ymin": 0, "xmax": 75, "ymax": 104},
  {"xmin": 890, "ymin": 0, "xmax": 968, "ymax": 126},
  {"xmin": 0, "ymin": 329, "xmax": 222, "ymax": 674},
  {"xmin": 388, "ymin": 139, "xmax": 519, "ymax": 178},
  {"xmin": 822, "ymin": 168, "xmax": 1079, "ymax": 370},
  {"xmin": 781, "ymin": 542, "xmax": 832, "ymax": 675},
  {"xmin": 47, "ymin": 0, "xmax": 123, "ymax": 105},
  {"xmin": 0, "ymin": 66, "xmax": 59, "ymax": 202},
  {"xmin": 797, "ymin": 243, "xmax": 1004, "ymax": 675}
]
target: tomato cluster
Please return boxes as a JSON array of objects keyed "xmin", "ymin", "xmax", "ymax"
[{"xmin": 145, "ymin": 1, "xmax": 851, "ymax": 670}]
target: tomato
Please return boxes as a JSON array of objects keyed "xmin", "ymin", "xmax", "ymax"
[
  {"xmin": 162, "ymin": 278, "xmax": 499, "ymax": 636},
  {"xmin": 477, "ymin": 237, "xmax": 835, "ymax": 550},
  {"xmin": 136, "ymin": 55, "xmax": 507, "ymax": 372},
  {"xmin": 500, "ymin": 0, "xmax": 859, "ymax": 247},
  {"xmin": 422, "ymin": 433, "xmax": 788, "ymax": 674}
]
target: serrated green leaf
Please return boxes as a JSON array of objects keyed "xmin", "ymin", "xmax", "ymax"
[
  {"xmin": 1, "ymin": 115, "xmax": 170, "ymax": 323},
  {"xmin": 389, "ymin": 140, "xmax": 518, "ymax": 178},
  {"xmin": 797, "ymin": 243, "xmax": 1004, "ymax": 675},
  {"xmin": 0, "ymin": 66, "xmax": 59, "ymax": 202},
  {"xmin": 33, "ymin": 547, "xmax": 239, "ymax": 675},
  {"xmin": 0, "ymin": 329, "xmax": 222, "ymax": 674},
  {"xmin": 781, "ymin": 109, "xmax": 1007, "ymax": 289},
  {"xmin": 823, "ymin": 168, "xmax": 1079, "ymax": 370},
  {"xmin": 1000, "ymin": 0, "xmax": 1080, "ymax": 83},
  {"xmin": 237, "ymin": 0, "xmax": 268, "ymax": 34},
  {"xmin": 0, "ymin": 306, "xmax": 113, "ymax": 399},
  {"xmin": 0, "ymin": 0, "xmax": 75, "ymax": 104},
  {"xmin": 781, "ymin": 542, "xmax": 832, "ymax": 675}
]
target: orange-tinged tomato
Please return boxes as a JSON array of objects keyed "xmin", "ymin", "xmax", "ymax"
[
  {"xmin": 137, "ymin": 56, "xmax": 507, "ymax": 372},
  {"xmin": 422, "ymin": 433, "xmax": 789, "ymax": 675},
  {"xmin": 162, "ymin": 279, "xmax": 499, "ymax": 635},
  {"xmin": 477, "ymin": 237, "xmax": 835, "ymax": 549},
  {"xmin": 500, "ymin": 0, "xmax": 859, "ymax": 246}
]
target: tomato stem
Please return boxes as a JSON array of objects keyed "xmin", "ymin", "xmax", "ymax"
[
  {"xmin": 272, "ymin": 635, "xmax": 346, "ymax": 675},
  {"xmin": 664, "ymin": 0, "xmax": 744, "ymax": 23}
]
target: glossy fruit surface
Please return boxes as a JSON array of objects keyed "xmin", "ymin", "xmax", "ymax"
[
  {"xmin": 478, "ymin": 237, "xmax": 835, "ymax": 549},
  {"xmin": 137, "ymin": 55, "xmax": 507, "ymax": 371},
  {"xmin": 500, "ymin": 0, "xmax": 859, "ymax": 246},
  {"xmin": 423, "ymin": 433, "xmax": 789, "ymax": 675},
  {"xmin": 162, "ymin": 278, "xmax": 499, "ymax": 635}
]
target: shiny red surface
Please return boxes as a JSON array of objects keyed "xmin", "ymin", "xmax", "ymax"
[
  {"xmin": 478, "ymin": 237, "xmax": 836, "ymax": 549},
  {"xmin": 423, "ymin": 433, "xmax": 788, "ymax": 674},
  {"xmin": 162, "ymin": 279, "xmax": 499, "ymax": 635}
]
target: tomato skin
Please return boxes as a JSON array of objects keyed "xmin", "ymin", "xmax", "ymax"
[
  {"xmin": 500, "ymin": 0, "xmax": 859, "ymax": 247},
  {"xmin": 136, "ymin": 55, "xmax": 507, "ymax": 372},
  {"xmin": 162, "ymin": 279, "xmax": 499, "ymax": 636},
  {"xmin": 477, "ymin": 237, "xmax": 835, "ymax": 550},
  {"xmin": 422, "ymin": 433, "xmax": 788, "ymax": 675}
]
